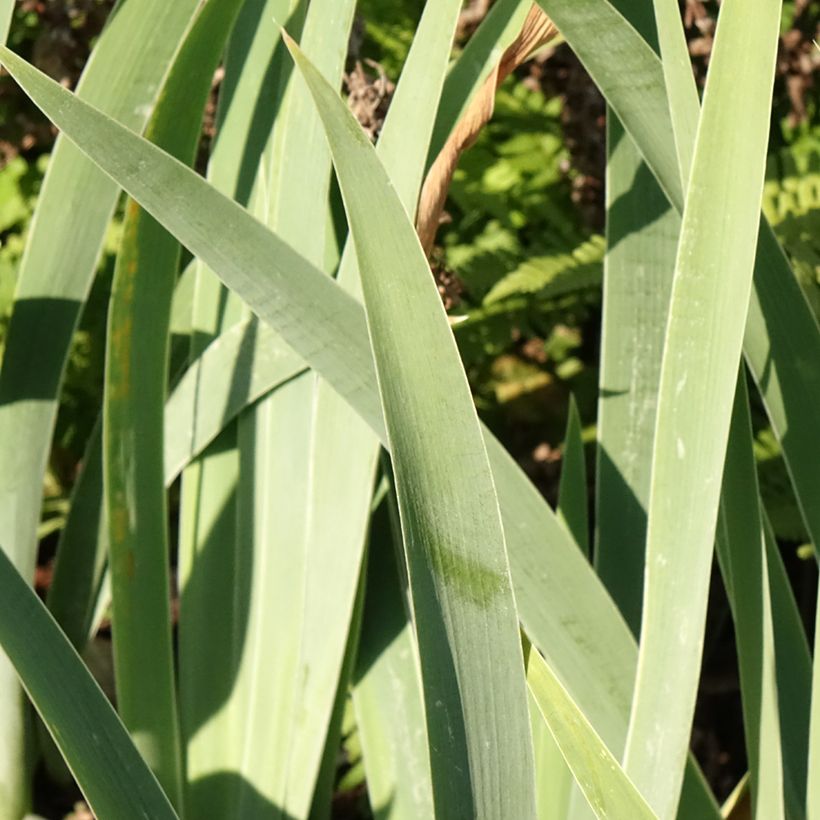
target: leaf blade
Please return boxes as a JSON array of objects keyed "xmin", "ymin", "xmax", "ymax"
[
  {"xmin": 622, "ymin": 4, "xmax": 782, "ymax": 814},
  {"xmin": 527, "ymin": 646, "xmax": 656, "ymax": 820},
  {"xmin": 0, "ymin": 546, "xmax": 178, "ymax": 820},
  {"xmin": 102, "ymin": 0, "xmax": 244, "ymax": 805},
  {"xmin": 557, "ymin": 395, "xmax": 589, "ymax": 557},
  {"xmin": 715, "ymin": 377, "xmax": 785, "ymax": 819},
  {"xmin": 284, "ymin": 33, "xmax": 537, "ymax": 819}
]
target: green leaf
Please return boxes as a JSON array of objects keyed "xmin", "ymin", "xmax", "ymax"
[
  {"xmin": 644, "ymin": 67, "xmax": 796, "ymax": 820},
  {"xmin": 284, "ymin": 32, "xmax": 537, "ymax": 818},
  {"xmin": 542, "ymin": 391, "xmax": 590, "ymax": 818},
  {"xmin": 591, "ymin": 4, "xmax": 673, "ymax": 638},
  {"xmin": 526, "ymin": 645, "xmax": 656, "ymax": 820},
  {"xmin": 282, "ymin": 1, "xmax": 465, "ymax": 810},
  {"xmin": 103, "ymin": 0, "xmax": 244, "ymax": 806},
  {"xmin": 176, "ymin": 4, "xmax": 293, "ymax": 806},
  {"xmin": 177, "ymin": 1, "xmax": 305, "ymax": 814},
  {"xmin": 536, "ymin": 0, "xmax": 681, "ymax": 205},
  {"xmin": 0, "ymin": 2, "xmax": 203, "ymax": 810},
  {"xmin": 715, "ymin": 376, "xmax": 785, "ymax": 819},
  {"xmin": 225, "ymin": 2, "xmax": 365, "ymax": 813},
  {"xmin": 531, "ymin": 699, "xmax": 574, "ymax": 820},
  {"xmin": 621, "ymin": 4, "xmax": 782, "ymax": 815},
  {"xmin": 0, "ymin": 545, "xmax": 177, "ymax": 820},
  {"xmin": 352, "ymin": 489, "xmax": 434, "ymax": 820},
  {"xmin": 594, "ymin": 114, "xmax": 680, "ymax": 635},
  {"xmin": 557, "ymin": 395, "xmax": 589, "ymax": 557},
  {"xmin": 650, "ymin": 0, "xmax": 699, "ymax": 186},
  {"xmin": 46, "ymin": 417, "xmax": 107, "ymax": 651},
  {"xmin": 164, "ymin": 319, "xmax": 305, "ymax": 479},
  {"xmin": 765, "ymin": 517, "xmax": 811, "ymax": 820},
  {"xmin": 0, "ymin": 0, "xmax": 12, "ymax": 44}
]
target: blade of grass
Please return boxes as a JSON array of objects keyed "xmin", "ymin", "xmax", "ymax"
[
  {"xmin": 642, "ymin": 32, "xmax": 816, "ymax": 801},
  {"xmin": 168, "ymin": 260, "xmax": 198, "ymax": 375},
  {"xmin": 532, "ymin": 698, "xmax": 574, "ymax": 820},
  {"xmin": 620, "ymin": 4, "xmax": 782, "ymax": 815},
  {"xmin": 557, "ymin": 395, "xmax": 589, "ymax": 557},
  {"xmin": 572, "ymin": 5, "xmax": 810, "ymax": 814},
  {"xmin": 536, "ymin": 0, "xmax": 681, "ymax": 204},
  {"xmin": 0, "ymin": 4, "xmax": 202, "ymax": 811},
  {"xmin": 593, "ymin": 4, "xmax": 680, "ymax": 637},
  {"xmin": 526, "ymin": 644, "xmax": 655, "ymax": 820},
  {"xmin": 37, "ymin": 417, "xmax": 106, "ymax": 787},
  {"xmin": 173, "ymin": 12, "xmax": 290, "ymax": 786},
  {"xmin": 0, "ymin": 546, "xmax": 177, "ymax": 820},
  {"xmin": 715, "ymin": 375, "xmax": 785, "ymax": 819},
  {"xmin": 544, "ymin": 391, "xmax": 590, "ymax": 818},
  {"xmin": 102, "ymin": 0, "xmax": 245, "ymax": 806},
  {"xmin": 270, "ymin": 1, "xmax": 465, "ymax": 811},
  {"xmin": 592, "ymin": 54, "xmax": 721, "ymax": 820},
  {"xmin": 285, "ymin": 33, "xmax": 537, "ymax": 818},
  {"xmin": 0, "ymin": 48, "xmax": 719, "ymax": 814},
  {"xmin": 309, "ymin": 556, "xmax": 368, "ymax": 820}
]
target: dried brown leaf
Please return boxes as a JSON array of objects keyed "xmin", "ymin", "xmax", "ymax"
[{"xmin": 416, "ymin": 4, "xmax": 558, "ymax": 254}]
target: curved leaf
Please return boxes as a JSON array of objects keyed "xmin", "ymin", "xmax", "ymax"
[
  {"xmin": 285, "ymin": 33, "xmax": 537, "ymax": 819},
  {"xmin": 527, "ymin": 646, "xmax": 656, "ymax": 820},
  {"xmin": 0, "ymin": 547, "xmax": 177, "ymax": 820}
]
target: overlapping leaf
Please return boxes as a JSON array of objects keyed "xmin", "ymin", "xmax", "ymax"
[
  {"xmin": 285, "ymin": 32, "xmax": 537, "ymax": 818},
  {"xmin": 620, "ymin": 3, "xmax": 782, "ymax": 814}
]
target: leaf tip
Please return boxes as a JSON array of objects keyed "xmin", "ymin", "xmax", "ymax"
[{"xmin": 277, "ymin": 25, "xmax": 298, "ymax": 57}]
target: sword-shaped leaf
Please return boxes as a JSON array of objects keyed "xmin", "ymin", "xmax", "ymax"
[
  {"xmin": 527, "ymin": 645, "xmax": 655, "ymax": 820},
  {"xmin": 0, "ymin": 546, "xmax": 177, "ymax": 820},
  {"xmin": 283, "ymin": 33, "xmax": 536, "ymax": 818},
  {"xmin": 620, "ymin": 4, "xmax": 781, "ymax": 815}
]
